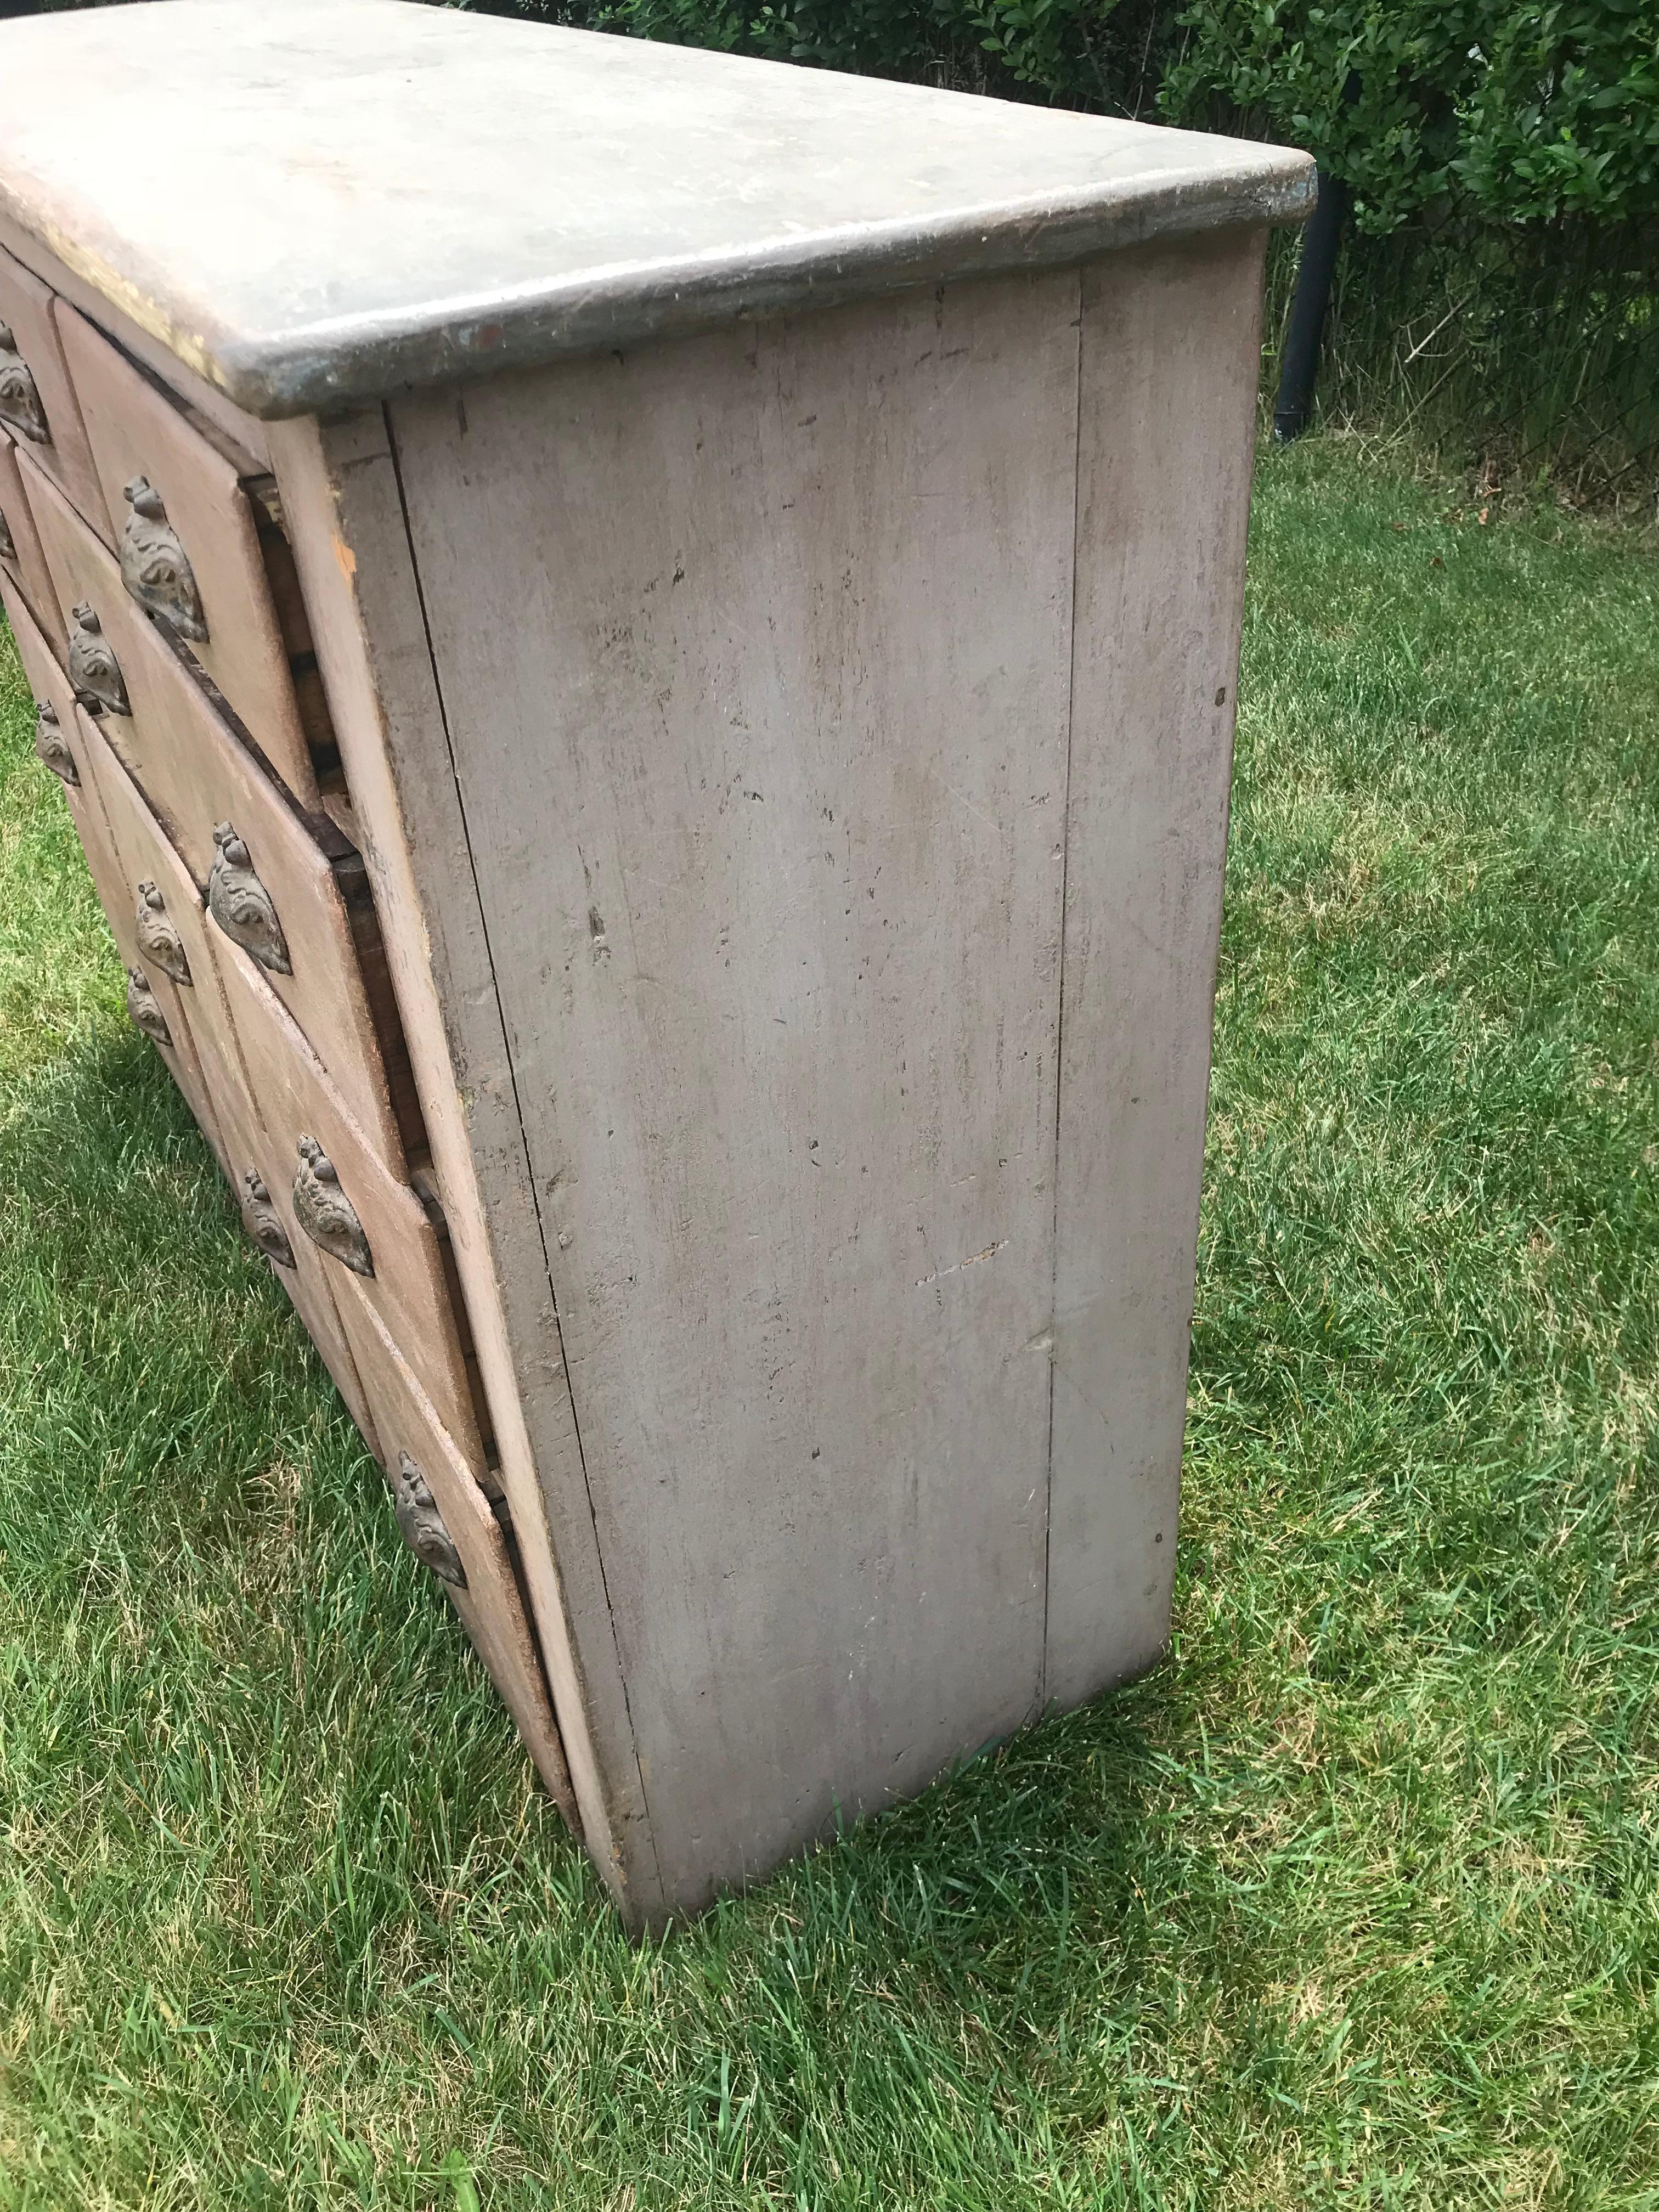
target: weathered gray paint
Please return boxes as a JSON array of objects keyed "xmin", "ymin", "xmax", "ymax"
[
  {"xmin": 391, "ymin": 276, "xmax": 1080, "ymax": 1910},
  {"xmin": 3, "ymin": 4, "xmax": 1300, "ymax": 1922},
  {"xmin": 1045, "ymin": 230, "xmax": 1266, "ymax": 1707},
  {"xmin": 265, "ymin": 412, "xmax": 654, "ymax": 1920},
  {"xmin": 0, "ymin": 1, "xmax": 1311, "ymax": 417}
]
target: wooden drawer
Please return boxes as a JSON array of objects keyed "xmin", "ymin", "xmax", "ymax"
[
  {"xmin": 55, "ymin": 302, "xmax": 319, "ymax": 804},
  {"xmin": 75, "ymin": 701, "xmax": 385, "ymax": 1452},
  {"xmin": 74, "ymin": 703, "xmax": 261, "ymax": 1158},
  {"xmin": 332, "ymin": 1271, "xmax": 574, "ymax": 1817},
  {"xmin": 211, "ymin": 1074, "xmax": 384, "ymax": 1460},
  {"xmin": 0, "ymin": 245, "xmax": 109, "ymax": 537},
  {"xmin": 0, "ymin": 425, "xmax": 57, "ymax": 623},
  {"xmin": 1, "ymin": 555, "xmax": 78, "ymax": 775},
  {"xmin": 4, "ymin": 567, "xmax": 221, "ymax": 1147},
  {"xmin": 212, "ymin": 932, "xmax": 484, "ymax": 1466},
  {"xmin": 19, "ymin": 449, "xmax": 411, "ymax": 1173}
]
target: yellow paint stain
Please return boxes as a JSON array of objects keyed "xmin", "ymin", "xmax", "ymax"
[{"xmin": 35, "ymin": 220, "xmax": 222, "ymax": 390}]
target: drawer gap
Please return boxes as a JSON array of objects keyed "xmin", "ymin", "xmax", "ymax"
[
  {"xmin": 247, "ymin": 476, "xmax": 342, "ymax": 778},
  {"xmin": 144, "ymin": 610, "xmax": 333, "ymax": 806},
  {"xmin": 89, "ymin": 326, "xmax": 264, "ymax": 479},
  {"xmin": 336, "ymin": 852, "xmax": 432, "ymax": 1171},
  {"xmin": 67, "ymin": 309, "xmax": 339, "ymax": 786},
  {"xmin": 408, "ymin": 1162, "xmax": 498, "ymax": 1479}
]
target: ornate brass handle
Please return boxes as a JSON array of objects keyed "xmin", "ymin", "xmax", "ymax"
[
  {"xmin": 33, "ymin": 701, "xmax": 77, "ymax": 786},
  {"xmin": 393, "ymin": 1453, "xmax": 467, "ymax": 1587},
  {"xmin": 124, "ymin": 964, "xmax": 171, "ymax": 1047},
  {"xmin": 68, "ymin": 602, "xmax": 131, "ymax": 718},
  {"xmin": 134, "ymin": 880, "xmax": 191, "ymax": 985},
  {"xmin": 239, "ymin": 1169, "xmax": 295, "ymax": 1268},
  {"xmin": 207, "ymin": 822, "xmax": 291, "ymax": 975},
  {"xmin": 120, "ymin": 476, "xmax": 208, "ymax": 643},
  {"xmin": 0, "ymin": 321, "xmax": 48, "ymax": 443},
  {"xmin": 292, "ymin": 1136, "xmax": 374, "ymax": 1276}
]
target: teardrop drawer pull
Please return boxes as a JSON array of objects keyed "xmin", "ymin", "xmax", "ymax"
[
  {"xmin": 124, "ymin": 964, "xmax": 171, "ymax": 1047},
  {"xmin": 0, "ymin": 321, "xmax": 48, "ymax": 444},
  {"xmin": 239, "ymin": 1169, "xmax": 295, "ymax": 1268},
  {"xmin": 293, "ymin": 1135, "xmax": 374, "ymax": 1276},
  {"xmin": 68, "ymin": 602, "xmax": 131, "ymax": 717},
  {"xmin": 207, "ymin": 822, "xmax": 292, "ymax": 975},
  {"xmin": 120, "ymin": 475, "xmax": 209, "ymax": 642},
  {"xmin": 0, "ymin": 504, "xmax": 16, "ymax": 561},
  {"xmin": 33, "ymin": 701, "xmax": 77, "ymax": 786},
  {"xmin": 134, "ymin": 879, "xmax": 191, "ymax": 985},
  {"xmin": 392, "ymin": 1452, "xmax": 467, "ymax": 1588}
]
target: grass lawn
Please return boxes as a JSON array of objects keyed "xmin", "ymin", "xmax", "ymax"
[{"xmin": 1, "ymin": 436, "xmax": 1656, "ymax": 2210}]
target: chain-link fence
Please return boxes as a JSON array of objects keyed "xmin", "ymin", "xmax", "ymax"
[{"xmin": 1263, "ymin": 202, "xmax": 1659, "ymax": 512}]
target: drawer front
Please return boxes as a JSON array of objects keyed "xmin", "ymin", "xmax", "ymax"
[
  {"xmin": 1, "ymin": 572, "xmax": 221, "ymax": 1146},
  {"xmin": 212, "ymin": 933, "xmax": 484, "ymax": 1466},
  {"xmin": 72, "ymin": 769, "xmax": 223, "ymax": 1164},
  {"xmin": 74, "ymin": 702, "xmax": 261, "ymax": 1159},
  {"xmin": 1, "ymin": 554, "xmax": 77, "ymax": 742},
  {"xmin": 333, "ymin": 1271, "xmax": 574, "ymax": 1815},
  {"xmin": 0, "ymin": 246, "xmax": 110, "ymax": 537},
  {"xmin": 54, "ymin": 303, "xmax": 318, "ymax": 804},
  {"xmin": 20, "ymin": 451, "xmax": 407, "ymax": 1172},
  {"xmin": 0, "ymin": 426, "xmax": 57, "ymax": 624},
  {"xmin": 212, "ymin": 1075, "xmax": 383, "ymax": 1462},
  {"xmin": 80, "ymin": 725, "xmax": 381, "ymax": 1455}
]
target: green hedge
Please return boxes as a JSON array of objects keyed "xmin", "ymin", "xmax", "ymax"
[{"xmin": 521, "ymin": 0, "xmax": 1659, "ymax": 235}]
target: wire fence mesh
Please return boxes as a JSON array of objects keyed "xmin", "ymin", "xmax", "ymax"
[{"xmin": 1263, "ymin": 201, "xmax": 1659, "ymax": 513}]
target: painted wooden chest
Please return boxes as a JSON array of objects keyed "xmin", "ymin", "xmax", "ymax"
[{"xmin": 0, "ymin": 0, "xmax": 1311, "ymax": 1926}]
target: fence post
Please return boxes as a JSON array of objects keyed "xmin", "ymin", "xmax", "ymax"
[{"xmin": 1274, "ymin": 168, "xmax": 1349, "ymax": 441}]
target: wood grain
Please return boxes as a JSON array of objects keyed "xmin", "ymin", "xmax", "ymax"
[
  {"xmin": 391, "ymin": 273, "xmax": 1079, "ymax": 1911},
  {"xmin": 267, "ymin": 411, "xmax": 635, "ymax": 1913},
  {"xmin": 1043, "ymin": 229, "xmax": 1267, "ymax": 1708},
  {"xmin": 212, "ymin": 929, "xmax": 484, "ymax": 1469},
  {"xmin": 0, "ymin": 243, "xmax": 109, "ymax": 535},
  {"xmin": 0, "ymin": 555, "xmax": 72, "ymax": 730},
  {"xmin": 333, "ymin": 1269, "xmax": 579, "ymax": 1825},
  {"xmin": 74, "ymin": 698, "xmax": 262, "ymax": 1158},
  {"xmin": 0, "ymin": 425, "xmax": 58, "ymax": 625},
  {"xmin": 211, "ymin": 1068, "xmax": 385, "ymax": 1462},
  {"xmin": 55, "ymin": 301, "xmax": 317, "ymax": 804},
  {"xmin": 0, "ymin": 572, "xmax": 214, "ymax": 1142},
  {"xmin": 19, "ymin": 449, "xmax": 405, "ymax": 1167}
]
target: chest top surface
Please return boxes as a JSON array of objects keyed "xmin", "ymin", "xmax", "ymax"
[{"xmin": 0, "ymin": 0, "xmax": 1311, "ymax": 419}]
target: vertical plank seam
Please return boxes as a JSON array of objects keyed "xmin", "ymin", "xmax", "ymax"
[
  {"xmin": 378, "ymin": 401, "xmax": 665, "ymax": 1906},
  {"xmin": 1041, "ymin": 269, "xmax": 1087, "ymax": 1719}
]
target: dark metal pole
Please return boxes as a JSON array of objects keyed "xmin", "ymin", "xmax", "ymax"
[{"xmin": 1274, "ymin": 168, "xmax": 1351, "ymax": 442}]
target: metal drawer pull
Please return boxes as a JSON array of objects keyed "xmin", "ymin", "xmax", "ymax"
[
  {"xmin": 0, "ymin": 504, "xmax": 15, "ymax": 561},
  {"xmin": 239, "ymin": 1169, "xmax": 295, "ymax": 1268},
  {"xmin": 207, "ymin": 822, "xmax": 292, "ymax": 975},
  {"xmin": 68, "ymin": 602, "xmax": 131, "ymax": 718},
  {"xmin": 393, "ymin": 1453, "xmax": 467, "ymax": 1588},
  {"xmin": 120, "ymin": 476, "xmax": 208, "ymax": 642},
  {"xmin": 124, "ymin": 964, "xmax": 171, "ymax": 1047},
  {"xmin": 134, "ymin": 879, "xmax": 191, "ymax": 985},
  {"xmin": 292, "ymin": 1135, "xmax": 374, "ymax": 1276},
  {"xmin": 0, "ymin": 321, "xmax": 48, "ymax": 443},
  {"xmin": 33, "ymin": 701, "xmax": 77, "ymax": 786}
]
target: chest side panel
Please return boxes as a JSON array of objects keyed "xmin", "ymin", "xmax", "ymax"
[
  {"xmin": 1044, "ymin": 228, "xmax": 1268, "ymax": 1706},
  {"xmin": 391, "ymin": 272, "xmax": 1080, "ymax": 1907}
]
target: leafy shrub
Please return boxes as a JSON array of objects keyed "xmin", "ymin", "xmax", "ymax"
[
  {"xmin": 1164, "ymin": 0, "xmax": 1659, "ymax": 231},
  {"xmin": 532, "ymin": 0, "xmax": 1659, "ymax": 233}
]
